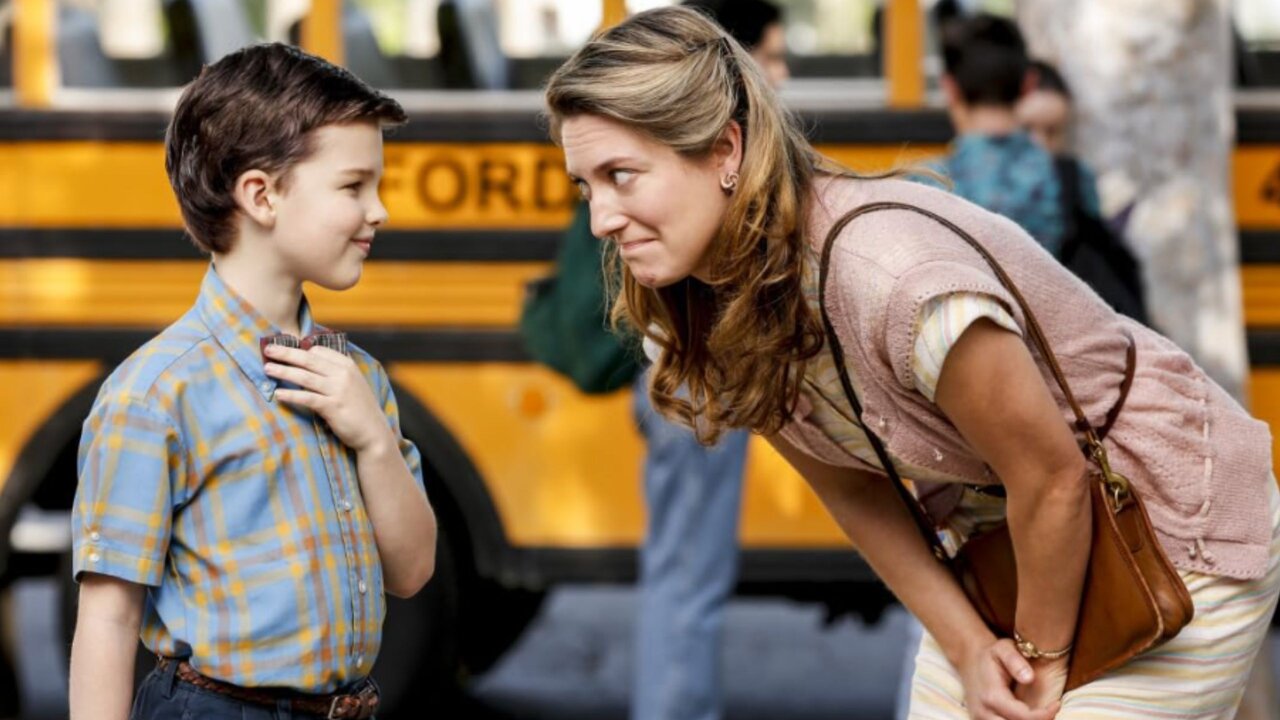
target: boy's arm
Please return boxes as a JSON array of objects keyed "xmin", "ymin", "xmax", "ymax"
[
  {"xmin": 356, "ymin": 437, "xmax": 437, "ymax": 598},
  {"xmin": 265, "ymin": 344, "xmax": 436, "ymax": 598},
  {"xmin": 70, "ymin": 573, "xmax": 144, "ymax": 720}
]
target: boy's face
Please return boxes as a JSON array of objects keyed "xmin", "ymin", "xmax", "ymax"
[
  {"xmin": 1017, "ymin": 89, "xmax": 1070, "ymax": 155},
  {"xmin": 269, "ymin": 122, "xmax": 388, "ymax": 291}
]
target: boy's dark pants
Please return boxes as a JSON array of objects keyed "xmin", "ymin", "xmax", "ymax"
[{"xmin": 131, "ymin": 660, "xmax": 349, "ymax": 720}]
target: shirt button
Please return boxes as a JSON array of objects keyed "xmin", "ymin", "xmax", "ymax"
[
  {"xmin": 89, "ymin": 552, "xmax": 101, "ymax": 563},
  {"xmin": 358, "ymin": 579, "xmax": 367, "ymax": 594},
  {"xmin": 89, "ymin": 531, "xmax": 101, "ymax": 542},
  {"xmin": 356, "ymin": 654, "xmax": 364, "ymax": 667},
  {"xmin": 342, "ymin": 499, "xmax": 353, "ymax": 512},
  {"xmin": 260, "ymin": 381, "xmax": 273, "ymax": 394}
]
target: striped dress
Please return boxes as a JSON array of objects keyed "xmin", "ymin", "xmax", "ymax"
[{"xmin": 799, "ymin": 268, "xmax": 1280, "ymax": 718}]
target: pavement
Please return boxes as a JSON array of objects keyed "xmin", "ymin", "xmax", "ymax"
[{"xmin": 13, "ymin": 579, "xmax": 912, "ymax": 720}]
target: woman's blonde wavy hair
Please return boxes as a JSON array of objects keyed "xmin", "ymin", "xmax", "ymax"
[{"xmin": 544, "ymin": 5, "xmax": 833, "ymax": 443}]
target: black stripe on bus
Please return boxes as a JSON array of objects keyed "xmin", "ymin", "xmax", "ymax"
[
  {"xmin": 1240, "ymin": 231, "xmax": 1280, "ymax": 264},
  {"xmin": 511, "ymin": 547, "xmax": 878, "ymax": 585},
  {"xmin": 4, "ymin": 108, "xmax": 1279, "ymax": 144},
  {"xmin": 1249, "ymin": 330, "xmax": 1280, "ymax": 366},
  {"xmin": 0, "ymin": 108, "xmax": 953, "ymax": 143},
  {"xmin": 0, "ymin": 110, "xmax": 553, "ymax": 143},
  {"xmin": 0, "ymin": 229, "xmax": 562, "ymax": 261},
  {"xmin": 0, "ymin": 328, "xmax": 532, "ymax": 363},
  {"xmin": 804, "ymin": 109, "xmax": 952, "ymax": 145},
  {"xmin": 0, "ymin": 109, "xmax": 940, "ymax": 144},
  {"xmin": 8, "ymin": 228, "xmax": 1280, "ymax": 264},
  {"xmin": 11, "ymin": 327, "xmax": 1280, "ymax": 368},
  {"xmin": 1239, "ymin": 110, "xmax": 1280, "ymax": 145}
]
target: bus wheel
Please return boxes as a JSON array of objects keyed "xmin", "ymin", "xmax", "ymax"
[
  {"xmin": 459, "ymin": 580, "xmax": 544, "ymax": 676},
  {"xmin": 371, "ymin": 520, "xmax": 462, "ymax": 717}
]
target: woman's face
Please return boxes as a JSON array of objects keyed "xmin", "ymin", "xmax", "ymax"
[
  {"xmin": 1017, "ymin": 89, "xmax": 1071, "ymax": 155},
  {"xmin": 561, "ymin": 114, "xmax": 739, "ymax": 288}
]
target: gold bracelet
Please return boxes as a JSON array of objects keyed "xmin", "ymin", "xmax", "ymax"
[{"xmin": 1013, "ymin": 631, "xmax": 1072, "ymax": 660}]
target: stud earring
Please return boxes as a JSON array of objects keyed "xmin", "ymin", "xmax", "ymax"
[{"xmin": 720, "ymin": 172, "xmax": 740, "ymax": 195}]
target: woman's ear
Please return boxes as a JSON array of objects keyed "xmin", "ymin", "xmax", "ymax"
[
  {"xmin": 232, "ymin": 169, "xmax": 277, "ymax": 228},
  {"xmin": 713, "ymin": 120, "xmax": 744, "ymax": 175}
]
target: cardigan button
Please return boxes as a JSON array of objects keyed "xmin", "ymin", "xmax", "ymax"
[{"xmin": 933, "ymin": 449, "xmax": 944, "ymax": 462}]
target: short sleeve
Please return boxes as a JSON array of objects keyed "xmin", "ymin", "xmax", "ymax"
[
  {"xmin": 72, "ymin": 394, "xmax": 182, "ymax": 586},
  {"xmin": 369, "ymin": 360, "xmax": 426, "ymax": 492},
  {"xmin": 911, "ymin": 292, "xmax": 1021, "ymax": 402}
]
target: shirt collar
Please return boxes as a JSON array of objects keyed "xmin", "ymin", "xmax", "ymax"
[
  {"xmin": 952, "ymin": 130, "xmax": 1034, "ymax": 155},
  {"xmin": 195, "ymin": 265, "xmax": 318, "ymax": 399}
]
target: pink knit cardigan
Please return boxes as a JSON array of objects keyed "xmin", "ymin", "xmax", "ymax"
[{"xmin": 778, "ymin": 176, "xmax": 1274, "ymax": 580}]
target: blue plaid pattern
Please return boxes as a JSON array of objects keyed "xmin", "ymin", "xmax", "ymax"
[{"xmin": 73, "ymin": 265, "xmax": 424, "ymax": 692}]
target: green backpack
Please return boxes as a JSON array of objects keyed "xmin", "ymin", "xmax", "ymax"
[{"xmin": 519, "ymin": 204, "xmax": 642, "ymax": 394}]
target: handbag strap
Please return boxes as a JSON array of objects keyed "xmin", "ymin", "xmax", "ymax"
[{"xmin": 815, "ymin": 201, "xmax": 1134, "ymax": 559}]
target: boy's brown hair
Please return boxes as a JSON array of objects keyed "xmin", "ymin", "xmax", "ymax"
[{"xmin": 165, "ymin": 43, "xmax": 407, "ymax": 254}]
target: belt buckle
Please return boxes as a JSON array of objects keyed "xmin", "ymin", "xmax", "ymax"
[
  {"xmin": 356, "ymin": 681, "xmax": 380, "ymax": 719},
  {"xmin": 328, "ymin": 682, "xmax": 378, "ymax": 720}
]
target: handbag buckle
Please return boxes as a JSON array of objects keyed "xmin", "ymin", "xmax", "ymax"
[{"xmin": 1088, "ymin": 439, "xmax": 1131, "ymax": 512}]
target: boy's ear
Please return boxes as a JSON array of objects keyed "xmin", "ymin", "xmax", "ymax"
[
  {"xmin": 1020, "ymin": 68, "xmax": 1038, "ymax": 98},
  {"xmin": 233, "ymin": 169, "xmax": 277, "ymax": 228},
  {"xmin": 940, "ymin": 74, "xmax": 963, "ymax": 107}
]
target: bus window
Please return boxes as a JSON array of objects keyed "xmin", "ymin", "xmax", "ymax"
[
  {"xmin": 335, "ymin": 0, "xmax": 508, "ymax": 90},
  {"xmin": 624, "ymin": 0, "xmax": 896, "ymax": 82},
  {"xmin": 52, "ymin": 0, "xmax": 259, "ymax": 88},
  {"xmin": 776, "ymin": 0, "xmax": 883, "ymax": 79},
  {"xmin": 167, "ymin": 0, "xmax": 260, "ymax": 82},
  {"xmin": 622, "ymin": 0, "xmax": 889, "ymax": 81},
  {"xmin": 345, "ymin": 0, "xmax": 600, "ymax": 91},
  {"xmin": 1236, "ymin": 0, "xmax": 1280, "ymax": 86},
  {"xmin": 496, "ymin": 0, "xmax": 597, "ymax": 88},
  {"xmin": 56, "ymin": 1, "xmax": 178, "ymax": 87}
]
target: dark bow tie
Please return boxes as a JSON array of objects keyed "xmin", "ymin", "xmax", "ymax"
[{"xmin": 259, "ymin": 331, "xmax": 349, "ymax": 360}]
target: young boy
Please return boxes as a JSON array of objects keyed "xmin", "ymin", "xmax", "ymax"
[
  {"xmin": 934, "ymin": 13, "xmax": 1069, "ymax": 254},
  {"xmin": 68, "ymin": 43, "xmax": 436, "ymax": 720}
]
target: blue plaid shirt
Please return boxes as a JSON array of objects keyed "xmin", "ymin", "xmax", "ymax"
[{"xmin": 73, "ymin": 266, "xmax": 424, "ymax": 692}]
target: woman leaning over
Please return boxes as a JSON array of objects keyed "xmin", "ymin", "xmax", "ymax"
[{"xmin": 545, "ymin": 7, "xmax": 1280, "ymax": 720}]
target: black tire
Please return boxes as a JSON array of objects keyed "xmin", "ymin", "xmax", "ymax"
[
  {"xmin": 458, "ymin": 580, "xmax": 544, "ymax": 676},
  {"xmin": 370, "ymin": 520, "xmax": 462, "ymax": 718}
]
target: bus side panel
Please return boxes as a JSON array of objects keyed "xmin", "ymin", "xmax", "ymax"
[{"xmin": 0, "ymin": 362, "xmax": 102, "ymax": 571}]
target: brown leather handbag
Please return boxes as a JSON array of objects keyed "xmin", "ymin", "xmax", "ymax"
[{"xmin": 817, "ymin": 201, "xmax": 1194, "ymax": 691}]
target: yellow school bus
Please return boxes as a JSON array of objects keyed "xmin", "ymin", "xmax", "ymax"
[{"xmin": 3, "ymin": 0, "xmax": 1280, "ymax": 714}]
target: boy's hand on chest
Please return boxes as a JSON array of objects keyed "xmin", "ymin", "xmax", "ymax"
[{"xmin": 262, "ymin": 344, "xmax": 394, "ymax": 454}]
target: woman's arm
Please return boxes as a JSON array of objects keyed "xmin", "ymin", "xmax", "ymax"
[
  {"xmin": 765, "ymin": 432, "xmax": 1058, "ymax": 720},
  {"xmin": 934, "ymin": 318, "xmax": 1091, "ymax": 705}
]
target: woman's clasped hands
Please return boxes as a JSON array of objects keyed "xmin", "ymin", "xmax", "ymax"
[{"xmin": 959, "ymin": 637, "xmax": 1067, "ymax": 720}]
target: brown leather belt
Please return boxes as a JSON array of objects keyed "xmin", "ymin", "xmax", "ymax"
[{"xmin": 155, "ymin": 656, "xmax": 379, "ymax": 719}]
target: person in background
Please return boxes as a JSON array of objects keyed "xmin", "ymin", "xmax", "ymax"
[
  {"xmin": 932, "ymin": 13, "xmax": 1065, "ymax": 255},
  {"xmin": 1016, "ymin": 58, "xmax": 1150, "ymax": 327},
  {"xmin": 1016, "ymin": 60, "xmax": 1102, "ymax": 219},
  {"xmin": 629, "ymin": 3, "xmax": 786, "ymax": 720}
]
